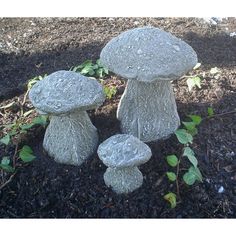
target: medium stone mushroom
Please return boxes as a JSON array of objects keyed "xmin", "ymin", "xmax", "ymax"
[
  {"xmin": 29, "ymin": 70, "xmax": 105, "ymax": 166},
  {"xmin": 100, "ymin": 27, "xmax": 198, "ymax": 142},
  {"xmin": 97, "ymin": 134, "xmax": 152, "ymax": 194}
]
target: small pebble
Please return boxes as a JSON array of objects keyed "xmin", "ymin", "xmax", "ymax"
[
  {"xmin": 218, "ymin": 186, "xmax": 225, "ymax": 193},
  {"xmin": 229, "ymin": 32, "xmax": 236, "ymax": 37}
]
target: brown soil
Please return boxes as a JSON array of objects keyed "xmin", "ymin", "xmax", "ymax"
[{"xmin": 0, "ymin": 17, "xmax": 236, "ymax": 218}]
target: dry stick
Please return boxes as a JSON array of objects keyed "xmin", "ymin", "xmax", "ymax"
[
  {"xmin": 206, "ymin": 110, "xmax": 236, "ymax": 119},
  {"xmin": 176, "ymin": 155, "xmax": 182, "ymax": 201},
  {"xmin": 0, "ymin": 172, "xmax": 16, "ymax": 191},
  {"xmin": 12, "ymin": 143, "xmax": 18, "ymax": 168}
]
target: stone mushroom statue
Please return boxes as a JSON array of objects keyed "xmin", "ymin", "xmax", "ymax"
[
  {"xmin": 97, "ymin": 134, "xmax": 152, "ymax": 194},
  {"xmin": 29, "ymin": 70, "xmax": 105, "ymax": 166},
  {"xmin": 100, "ymin": 27, "xmax": 198, "ymax": 142}
]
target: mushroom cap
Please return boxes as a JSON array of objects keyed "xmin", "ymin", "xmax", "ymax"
[
  {"xmin": 29, "ymin": 70, "xmax": 105, "ymax": 115},
  {"xmin": 97, "ymin": 134, "xmax": 152, "ymax": 168},
  {"xmin": 100, "ymin": 27, "xmax": 198, "ymax": 82}
]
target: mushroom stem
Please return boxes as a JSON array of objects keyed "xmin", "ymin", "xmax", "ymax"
[
  {"xmin": 43, "ymin": 110, "xmax": 98, "ymax": 166},
  {"xmin": 104, "ymin": 167, "xmax": 143, "ymax": 194},
  {"xmin": 117, "ymin": 79, "xmax": 180, "ymax": 142}
]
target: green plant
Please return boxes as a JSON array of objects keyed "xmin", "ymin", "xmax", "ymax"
[
  {"xmin": 22, "ymin": 75, "xmax": 46, "ymax": 110},
  {"xmin": 0, "ymin": 115, "xmax": 48, "ymax": 146},
  {"xmin": 183, "ymin": 62, "xmax": 203, "ymax": 92},
  {"xmin": 70, "ymin": 59, "xmax": 109, "ymax": 78},
  {"xmin": 186, "ymin": 76, "xmax": 201, "ymax": 91},
  {"xmin": 19, "ymin": 145, "xmax": 36, "ymax": 163},
  {"xmin": 207, "ymin": 107, "xmax": 214, "ymax": 117},
  {"xmin": 0, "ymin": 157, "xmax": 15, "ymax": 173},
  {"xmin": 164, "ymin": 114, "xmax": 203, "ymax": 208}
]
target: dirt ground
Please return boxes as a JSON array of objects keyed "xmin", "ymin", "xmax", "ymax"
[{"xmin": 0, "ymin": 17, "xmax": 236, "ymax": 218}]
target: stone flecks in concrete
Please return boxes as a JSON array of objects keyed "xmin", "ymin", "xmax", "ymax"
[{"xmin": 98, "ymin": 134, "xmax": 152, "ymax": 194}]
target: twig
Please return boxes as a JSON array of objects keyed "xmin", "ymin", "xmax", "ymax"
[
  {"xmin": 0, "ymin": 172, "xmax": 16, "ymax": 191},
  {"xmin": 176, "ymin": 155, "xmax": 182, "ymax": 201},
  {"xmin": 12, "ymin": 143, "xmax": 18, "ymax": 168},
  {"xmin": 206, "ymin": 110, "xmax": 236, "ymax": 119}
]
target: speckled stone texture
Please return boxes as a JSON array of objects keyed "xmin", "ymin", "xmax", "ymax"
[
  {"xmin": 104, "ymin": 167, "xmax": 143, "ymax": 194},
  {"xmin": 43, "ymin": 111, "xmax": 98, "ymax": 166},
  {"xmin": 117, "ymin": 80, "xmax": 180, "ymax": 142},
  {"xmin": 98, "ymin": 134, "xmax": 152, "ymax": 194},
  {"xmin": 29, "ymin": 70, "xmax": 105, "ymax": 115},
  {"xmin": 100, "ymin": 27, "xmax": 197, "ymax": 82},
  {"xmin": 29, "ymin": 70, "xmax": 105, "ymax": 166},
  {"xmin": 100, "ymin": 27, "xmax": 197, "ymax": 141}
]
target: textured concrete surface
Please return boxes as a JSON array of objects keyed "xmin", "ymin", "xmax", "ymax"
[
  {"xmin": 98, "ymin": 134, "xmax": 152, "ymax": 194},
  {"xmin": 100, "ymin": 27, "xmax": 197, "ymax": 82},
  {"xmin": 43, "ymin": 110, "xmax": 98, "ymax": 166},
  {"xmin": 104, "ymin": 167, "xmax": 143, "ymax": 194},
  {"xmin": 29, "ymin": 70, "xmax": 105, "ymax": 166},
  {"xmin": 97, "ymin": 134, "xmax": 152, "ymax": 167},
  {"xmin": 29, "ymin": 70, "xmax": 105, "ymax": 115},
  {"xmin": 100, "ymin": 27, "xmax": 197, "ymax": 141},
  {"xmin": 117, "ymin": 80, "xmax": 180, "ymax": 142}
]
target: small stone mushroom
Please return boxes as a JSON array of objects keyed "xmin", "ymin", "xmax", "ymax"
[
  {"xmin": 97, "ymin": 134, "xmax": 152, "ymax": 194},
  {"xmin": 100, "ymin": 27, "xmax": 198, "ymax": 142},
  {"xmin": 29, "ymin": 70, "xmax": 105, "ymax": 166}
]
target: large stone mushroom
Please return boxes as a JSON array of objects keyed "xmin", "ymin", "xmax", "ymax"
[
  {"xmin": 97, "ymin": 134, "xmax": 152, "ymax": 194},
  {"xmin": 29, "ymin": 70, "xmax": 105, "ymax": 166},
  {"xmin": 100, "ymin": 27, "xmax": 198, "ymax": 142}
]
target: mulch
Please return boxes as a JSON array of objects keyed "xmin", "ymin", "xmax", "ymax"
[{"xmin": 0, "ymin": 17, "xmax": 236, "ymax": 218}]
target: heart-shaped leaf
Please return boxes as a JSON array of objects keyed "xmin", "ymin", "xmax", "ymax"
[
  {"xmin": 19, "ymin": 145, "xmax": 36, "ymax": 163},
  {"xmin": 166, "ymin": 155, "xmax": 178, "ymax": 167},
  {"xmin": 183, "ymin": 147, "xmax": 198, "ymax": 167},
  {"xmin": 166, "ymin": 172, "xmax": 177, "ymax": 181},
  {"xmin": 175, "ymin": 129, "xmax": 193, "ymax": 144},
  {"xmin": 164, "ymin": 192, "xmax": 177, "ymax": 208},
  {"xmin": 0, "ymin": 134, "xmax": 11, "ymax": 145}
]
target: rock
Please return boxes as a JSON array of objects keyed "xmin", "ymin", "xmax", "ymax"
[
  {"xmin": 29, "ymin": 70, "xmax": 105, "ymax": 166},
  {"xmin": 100, "ymin": 27, "xmax": 197, "ymax": 142},
  {"xmin": 98, "ymin": 134, "xmax": 152, "ymax": 194}
]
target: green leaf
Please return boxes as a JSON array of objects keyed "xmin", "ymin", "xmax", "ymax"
[
  {"xmin": 20, "ymin": 123, "xmax": 34, "ymax": 130},
  {"xmin": 8, "ymin": 130, "xmax": 17, "ymax": 136},
  {"xmin": 164, "ymin": 192, "xmax": 177, "ymax": 208},
  {"xmin": 166, "ymin": 172, "xmax": 177, "ymax": 181},
  {"xmin": 191, "ymin": 166, "xmax": 203, "ymax": 182},
  {"xmin": 20, "ymin": 115, "xmax": 48, "ymax": 130},
  {"xmin": 182, "ymin": 121, "xmax": 198, "ymax": 136},
  {"xmin": 1, "ymin": 156, "xmax": 10, "ymax": 166},
  {"xmin": 188, "ymin": 115, "xmax": 202, "ymax": 125},
  {"xmin": 186, "ymin": 76, "xmax": 201, "ymax": 91},
  {"xmin": 32, "ymin": 115, "xmax": 48, "ymax": 126},
  {"xmin": 183, "ymin": 171, "xmax": 196, "ymax": 185},
  {"xmin": 166, "ymin": 155, "xmax": 178, "ymax": 167},
  {"xmin": 183, "ymin": 147, "xmax": 198, "ymax": 167},
  {"xmin": 175, "ymin": 129, "xmax": 193, "ymax": 144},
  {"xmin": 0, "ymin": 157, "xmax": 15, "ymax": 173},
  {"xmin": 19, "ymin": 145, "xmax": 36, "ymax": 163},
  {"xmin": 0, "ymin": 101, "xmax": 15, "ymax": 109},
  {"xmin": 0, "ymin": 134, "xmax": 11, "ymax": 145},
  {"xmin": 183, "ymin": 166, "xmax": 203, "ymax": 185},
  {"xmin": 207, "ymin": 107, "xmax": 214, "ymax": 117},
  {"xmin": 0, "ymin": 164, "xmax": 15, "ymax": 172},
  {"xmin": 103, "ymin": 85, "xmax": 117, "ymax": 99}
]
